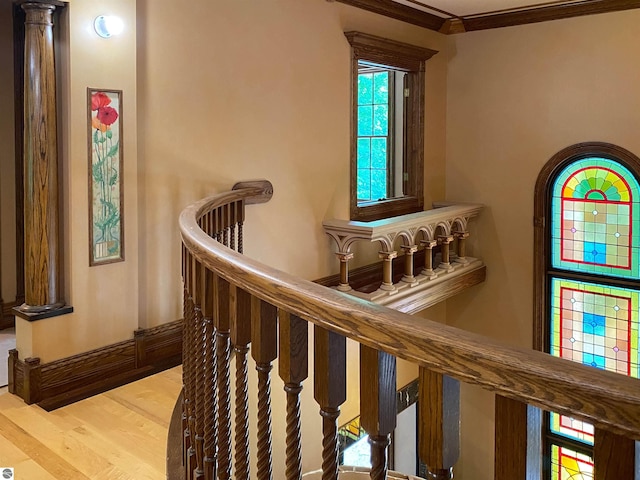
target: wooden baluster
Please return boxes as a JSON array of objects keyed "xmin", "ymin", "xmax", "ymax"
[
  {"xmin": 181, "ymin": 246, "xmax": 190, "ymax": 469},
  {"xmin": 437, "ymin": 235, "xmax": 454, "ymax": 272},
  {"xmin": 193, "ymin": 260, "xmax": 205, "ymax": 480},
  {"xmin": 379, "ymin": 251, "xmax": 398, "ymax": 291},
  {"xmin": 360, "ymin": 345, "xmax": 396, "ymax": 480},
  {"xmin": 252, "ymin": 298, "xmax": 278, "ymax": 480},
  {"xmin": 214, "ymin": 275, "xmax": 233, "ymax": 480},
  {"xmin": 237, "ymin": 200, "xmax": 245, "ymax": 254},
  {"xmin": 401, "ymin": 245, "xmax": 418, "ymax": 283},
  {"xmin": 215, "ymin": 208, "xmax": 222, "ymax": 243},
  {"xmin": 229, "ymin": 202, "xmax": 237, "ymax": 251},
  {"xmin": 279, "ymin": 311, "xmax": 309, "ymax": 480},
  {"xmin": 594, "ymin": 427, "xmax": 636, "ymax": 480},
  {"xmin": 419, "ymin": 368, "xmax": 460, "ymax": 480},
  {"xmin": 314, "ymin": 326, "xmax": 346, "ymax": 480},
  {"xmin": 231, "ymin": 287, "xmax": 252, "ymax": 479},
  {"xmin": 202, "ymin": 268, "xmax": 216, "ymax": 480},
  {"xmin": 185, "ymin": 253, "xmax": 197, "ymax": 478},
  {"xmin": 223, "ymin": 204, "xmax": 230, "ymax": 247},
  {"xmin": 335, "ymin": 252, "xmax": 354, "ymax": 292},
  {"xmin": 420, "ymin": 239, "xmax": 438, "ymax": 279}
]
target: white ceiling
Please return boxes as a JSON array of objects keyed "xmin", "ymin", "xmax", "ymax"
[{"xmin": 392, "ymin": 0, "xmax": 587, "ymax": 18}]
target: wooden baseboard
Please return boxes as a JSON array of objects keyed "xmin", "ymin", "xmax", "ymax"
[
  {"xmin": 1, "ymin": 300, "xmax": 18, "ymax": 330},
  {"xmin": 9, "ymin": 319, "xmax": 182, "ymax": 410}
]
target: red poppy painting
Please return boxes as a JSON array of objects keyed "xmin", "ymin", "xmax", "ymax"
[{"xmin": 88, "ymin": 88, "xmax": 124, "ymax": 265}]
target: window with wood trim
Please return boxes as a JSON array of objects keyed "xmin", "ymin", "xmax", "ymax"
[
  {"xmin": 534, "ymin": 142, "xmax": 640, "ymax": 480},
  {"xmin": 345, "ymin": 32, "xmax": 437, "ymax": 222}
]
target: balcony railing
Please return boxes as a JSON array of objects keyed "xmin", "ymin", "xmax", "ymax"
[
  {"xmin": 322, "ymin": 203, "xmax": 484, "ymax": 312},
  {"xmin": 175, "ymin": 180, "xmax": 640, "ymax": 480}
]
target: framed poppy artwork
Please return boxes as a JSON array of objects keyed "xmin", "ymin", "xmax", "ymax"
[{"xmin": 87, "ymin": 88, "xmax": 124, "ymax": 266}]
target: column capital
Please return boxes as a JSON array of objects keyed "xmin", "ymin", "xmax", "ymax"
[
  {"xmin": 421, "ymin": 239, "xmax": 437, "ymax": 249},
  {"xmin": 453, "ymin": 231, "xmax": 469, "ymax": 240},
  {"xmin": 335, "ymin": 252, "xmax": 354, "ymax": 262},
  {"xmin": 378, "ymin": 251, "xmax": 398, "ymax": 261},
  {"xmin": 401, "ymin": 244, "xmax": 418, "ymax": 254},
  {"xmin": 437, "ymin": 235, "xmax": 454, "ymax": 244}
]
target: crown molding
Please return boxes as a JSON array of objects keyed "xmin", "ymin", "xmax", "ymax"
[{"xmin": 334, "ymin": 0, "xmax": 446, "ymax": 31}]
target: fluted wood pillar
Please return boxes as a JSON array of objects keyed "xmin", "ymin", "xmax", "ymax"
[{"xmin": 16, "ymin": 1, "xmax": 71, "ymax": 318}]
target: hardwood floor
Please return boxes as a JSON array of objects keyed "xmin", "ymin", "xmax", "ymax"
[{"xmin": 0, "ymin": 366, "xmax": 182, "ymax": 480}]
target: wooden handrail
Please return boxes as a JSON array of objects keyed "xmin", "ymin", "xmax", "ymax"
[{"xmin": 180, "ymin": 187, "xmax": 640, "ymax": 441}]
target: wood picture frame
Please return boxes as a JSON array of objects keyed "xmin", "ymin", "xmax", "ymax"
[{"xmin": 87, "ymin": 88, "xmax": 124, "ymax": 266}]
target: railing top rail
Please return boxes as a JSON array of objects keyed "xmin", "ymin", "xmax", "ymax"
[{"xmin": 180, "ymin": 187, "xmax": 640, "ymax": 440}]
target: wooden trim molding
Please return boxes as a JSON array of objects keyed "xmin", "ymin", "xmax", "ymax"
[
  {"xmin": 331, "ymin": 0, "xmax": 640, "ymax": 34},
  {"xmin": 8, "ymin": 319, "xmax": 182, "ymax": 410},
  {"xmin": 335, "ymin": 0, "xmax": 446, "ymax": 31},
  {"xmin": 1, "ymin": 301, "xmax": 18, "ymax": 330}
]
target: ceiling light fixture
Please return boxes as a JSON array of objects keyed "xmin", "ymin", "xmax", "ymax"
[{"xmin": 93, "ymin": 15, "xmax": 124, "ymax": 38}]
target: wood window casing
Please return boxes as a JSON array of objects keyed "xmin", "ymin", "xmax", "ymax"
[{"xmin": 345, "ymin": 31, "xmax": 437, "ymax": 222}]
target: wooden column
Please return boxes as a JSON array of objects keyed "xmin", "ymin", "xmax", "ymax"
[
  {"xmin": 419, "ymin": 368, "xmax": 460, "ymax": 479},
  {"xmin": 378, "ymin": 251, "xmax": 397, "ymax": 291},
  {"xmin": 16, "ymin": 0, "xmax": 70, "ymax": 318},
  {"xmin": 420, "ymin": 239, "xmax": 437, "ymax": 279},
  {"xmin": 401, "ymin": 245, "xmax": 418, "ymax": 283},
  {"xmin": 437, "ymin": 235, "xmax": 454, "ymax": 273},
  {"xmin": 335, "ymin": 252, "xmax": 353, "ymax": 292}
]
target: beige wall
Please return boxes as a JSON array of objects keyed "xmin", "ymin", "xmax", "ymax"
[
  {"xmin": 136, "ymin": 0, "xmax": 448, "ymax": 476},
  {"xmin": 0, "ymin": 2, "xmax": 16, "ymax": 306},
  {"xmin": 16, "ymin": 0, "xmax": 139, "ymax": 362},
  {"xmin": 445, "ymin": 9, "xmax": 640, "ymax": 479}
]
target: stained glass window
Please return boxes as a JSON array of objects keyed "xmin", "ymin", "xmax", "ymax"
[
  {"xmin": 550, "ymin": 445, "xmax": 594, "ymax": 480},
  {"xmin": 357, "ymin": 70, "xmax": 390, "ymax": 202},
  {"xmin": 551, "ymin": 159, "xmax": 640, "ymax": 278},
  {"xmin": 545, "ymin": 153, "xmax": 640, "ymax": 479}
]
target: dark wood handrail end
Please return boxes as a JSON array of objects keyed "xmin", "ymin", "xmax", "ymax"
[{"xmin": 232, "ymin": 179, "xmax": 274, "ymax": 205}]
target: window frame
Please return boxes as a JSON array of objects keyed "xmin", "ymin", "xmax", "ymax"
[
  {"xmin": 533, "ymin": 141, "xmax": 640, "ymax": 479},
  {"xmin": 345, "ymin": 31, "xmax": 437, "ymax": 222}
]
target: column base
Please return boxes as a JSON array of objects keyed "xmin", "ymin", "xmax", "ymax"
[{"xmin": 13, "ymin": 304, "xmax": 74, "ymax": 321}]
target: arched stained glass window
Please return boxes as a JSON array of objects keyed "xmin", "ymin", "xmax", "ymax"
[{"xmin": 535, "ymin": 143, "xmax": 640, "ymax": 480}]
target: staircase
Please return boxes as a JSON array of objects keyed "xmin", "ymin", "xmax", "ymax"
[{"xmin": 171, "ymin": 180, "xmax": 640, "ymax": 480}]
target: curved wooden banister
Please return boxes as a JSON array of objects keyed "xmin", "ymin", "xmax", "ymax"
[{"xmin": 180, "ymin": 186, "xmax": 640, "ymax": 441}]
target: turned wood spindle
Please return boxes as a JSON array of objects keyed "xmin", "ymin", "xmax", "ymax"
[
  {"xmin": 202, "ymin": 269, "xmax": 217, "ymax": 480},
  {"xmin": 193, "ymin": 260, "xmax": 205, "ymax": 480},
  {"xmin": 437, "ymin": 235, "xmax": 454, "ymax": 272},
  {"xmin": 237, "ymin": 200, "xmax": 246, "ymax": 254},
  {"xmin": 378, "ymin": 251, "xmax": 398, "ymax": 291},
  {"xmin": 214, "ymin": 274, "xmax": 233, "ymax": 480},
  {"xmin": 279, "ymin": 311, "xmax": 309, "ymax": 480},
  {"xmin": 231, "ymin": 286, "xmax": 252, "ymax": 479},
  {"xmin": 419, "ymin": 368, "xmax": 460, "ymax": 480},
  {"xmin": 360, "ymin": 345, "xmax": 397, "ymax": 480},
  {"xmin": 336, "ymin": 252, "xmax": 354, "ymax": 292},
  {"xmin": 314, "ymin": 326, "xmax": 347, "ymax": 480},
  {"xmin": 401, "ymin": 245, "xmax": 418, "ymax": 283},
  {"xmin": 420, "ymin": 239, "xmax": 438, "ymax": 278},
  {"xmin": 252, "ymin": 298, "xmax": 278, "ymax": 480}
]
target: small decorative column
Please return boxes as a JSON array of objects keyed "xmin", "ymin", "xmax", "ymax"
[
  {"xmin": 401, "ymin": 245, "xmax": 418, "ymax": 284},
  {"xmin": 15, "ymin": 0, "xmax": 71, "ymax": 319},
  {"xmin": 453, "ymin": 231, "xmax": 470, "ymax": 265},
  {"xmin": 336, "ymin": 252, "xmax": 354, "ymax": 292},
  {"xmin": 437, "ymin": 235, "xmax": 454, "ymax": 273},
  {"xmin": 420, "ymin": 239, "xmax": 438, "ymax": 279},
  {"xmin": 378, "ymin": 251, "xmax": 397, "ymax": 291}
]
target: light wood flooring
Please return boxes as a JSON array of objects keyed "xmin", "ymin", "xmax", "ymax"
[{"xmin": 0, "ymin": 366, "xmax": 182, "ymax": 480}]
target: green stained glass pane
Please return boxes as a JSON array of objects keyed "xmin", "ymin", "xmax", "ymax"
[
  {"xmin": 358, "ymin": 106, "xmax": 373, "ymax": 136},
  {"xmin": 371, "ymin": 138, "xmax": 387, "ymax": 169},
  {"xmin": 357, "ymin": 168, "xmax": 371, "ymax": 201},
  {"xmin": 371, "ymin": 169, "xmax": 387, "ymax": 201},
  {"xmin": 357, "ymin": 138, "xmax": 371, "ymax": 169},
  {"xmin": 373, "ymin": 72, "xmax": 389, "ymax": 104},
  {"xmin": 358, "ymin": 73, "xmax": 373, "ymax": 106},
  {"xmin": 373, "ymin": 105, "xmax": 388, "ymax": 136},
  {"xmin": 550, "ymin": 444, "xmax": 593, "ymax": 480}
]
